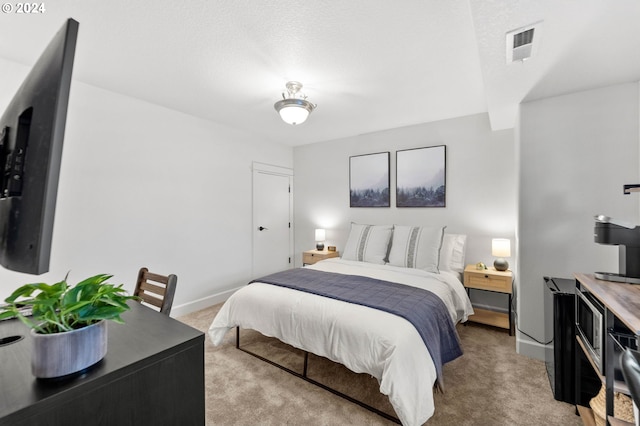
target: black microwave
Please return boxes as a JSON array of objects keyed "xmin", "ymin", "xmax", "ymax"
[{"xmin": 576, "ymin": 283, "xmax": 605, "ymax": 374}]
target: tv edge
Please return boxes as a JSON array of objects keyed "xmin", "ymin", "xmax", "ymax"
[{"xmin": 0, "ymin": 18, "xmax": 78, "ymax": 274}]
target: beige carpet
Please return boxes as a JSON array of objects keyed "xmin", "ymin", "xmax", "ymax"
[{"xmin": 178, "ymin": 304, "xmax": 581, "ymax": 425}]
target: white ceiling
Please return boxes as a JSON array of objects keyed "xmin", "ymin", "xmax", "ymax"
[{"xmin": 1, "ymin": 0, "xmax": 639, "ymax": 146}]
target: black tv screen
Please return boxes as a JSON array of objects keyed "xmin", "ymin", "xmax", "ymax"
[{"xmin": 0, "ymin": 18, "xmax": 78, "ymax": 274}]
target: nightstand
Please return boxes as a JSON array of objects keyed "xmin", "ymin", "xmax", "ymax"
[
  {"xmin": 463, "ymin": 264, "xmax": 513, "ymax": 335},
  {"xmin": 302, "ymin": 249, "xmax": 339, "ymax": 265}
]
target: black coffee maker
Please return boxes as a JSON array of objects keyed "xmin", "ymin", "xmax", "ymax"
[{"xmin": 594, "ymin": 215, "xmax": 640, "ymax": 284}]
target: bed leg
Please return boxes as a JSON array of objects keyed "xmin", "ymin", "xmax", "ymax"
[
  {"xmin": 233, "ymin": 330, "xmax": 400, "ymax": 424},
  {"xmin": 303, "ymin": 351, "xmax": 309, "ymax": 378}
]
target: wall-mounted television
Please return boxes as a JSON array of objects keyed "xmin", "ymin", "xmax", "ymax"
[{"xmin": 0, "ymin": 18, "xmax": 79, "ymax": 274}]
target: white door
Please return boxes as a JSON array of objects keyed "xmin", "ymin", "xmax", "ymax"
[{"xmin": 252, "ymin": 163, "xmax": 293, "ymax": 278}]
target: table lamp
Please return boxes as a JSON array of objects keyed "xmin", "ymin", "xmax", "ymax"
[
  {"xmin": 315, "ymin": 229, "xmax": 326, "ymax": 251},
  {"xmin": 492, "ymin": 238, "xmax": 511, "ymax": 271}
]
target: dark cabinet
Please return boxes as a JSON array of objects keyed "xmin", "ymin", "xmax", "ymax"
[{"xmin": 544, "ymin": 276, "xmax": 599, "ymax": 405}]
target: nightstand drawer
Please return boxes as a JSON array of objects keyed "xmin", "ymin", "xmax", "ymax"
[
  {"xmin": 303, "ymin": 253, "xmax": 318, "ymax": 265},
  {"xmin": 464, "ymin": 271, "xmax": 512, "ymax": 293}
]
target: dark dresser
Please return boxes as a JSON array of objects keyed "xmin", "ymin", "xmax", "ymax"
[{"xmin": 0, "ymin": 301, "xmax": 205, "ymax": 425}]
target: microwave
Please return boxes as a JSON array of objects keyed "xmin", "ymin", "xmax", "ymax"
[{"xmin": 576, "ymin": 284, "xmax": 605, "ymax": 374}]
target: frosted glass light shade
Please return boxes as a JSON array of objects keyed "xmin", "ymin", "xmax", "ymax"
[{"xmin": 278, "ymin": 104, "xmax": 310, "ymax": 125}]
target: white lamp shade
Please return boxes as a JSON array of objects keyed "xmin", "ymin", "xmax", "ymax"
[
  {"xmin": 279, "ymin": 105, "xmax": 310, "ymax": 125},
  {"xmin": 315, "ymin": 229, "xmax": 326, "ymax": 241},
  {"xmin": 492, "ymin": 238, "xmax": 511, "ymax": 257}
]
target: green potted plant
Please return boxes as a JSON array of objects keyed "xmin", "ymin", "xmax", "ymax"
[{"xmin": 0, "ymin": 273, "xmax": 138, "ymax": 378}]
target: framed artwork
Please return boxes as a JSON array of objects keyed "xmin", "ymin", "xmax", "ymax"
[
  {"xmin": 349, "ymin": 152, "xmax": 390, "ymax": 207},
  {"xmin": 396, "ymin": 145, "xmax": 446, "ymax": 207}
]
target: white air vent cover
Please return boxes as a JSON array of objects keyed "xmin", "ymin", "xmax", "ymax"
[{"xmin": 506, "ymin": 21, "xmax": 543, "ymax": 63}]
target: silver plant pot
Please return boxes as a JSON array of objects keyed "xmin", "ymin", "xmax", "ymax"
[{"xmin": 31, "ymin": 320, "xmax": 107, "ymax": 378}]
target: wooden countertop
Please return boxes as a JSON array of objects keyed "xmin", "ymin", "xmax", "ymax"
[{"xmin": 575, "ymin": 273, "xmax": 640, "ymax": 334}]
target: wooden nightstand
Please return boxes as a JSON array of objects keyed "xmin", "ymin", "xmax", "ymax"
[
  {"xmin": 302, "ymin": 249, "xmax": 339, "ymax": 265},
  {"xmin": 463, "ymin": 264, "xmax": 513, "ymax": 335}
]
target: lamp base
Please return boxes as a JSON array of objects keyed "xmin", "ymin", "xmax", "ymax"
[
  {"xmin": 316, "ymin": 243, "xmax": 324, "ymax": 251},
  {"xmin": 494, "ymin": 258, "xmax": 509, "ymax": 271}
]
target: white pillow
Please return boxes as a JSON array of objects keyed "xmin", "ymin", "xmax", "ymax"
[
  {"xmin": 439, "ymin": 233, "xmax": 467, "ymax": 274},
  {"xmin": 387, "ymin": 225, "xmax": 445, "ymax": 273},
  {"xmin": 341, "ymin": 223, "xmax": 393, "ymax": 264}
]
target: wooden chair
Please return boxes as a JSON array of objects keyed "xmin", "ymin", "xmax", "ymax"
[{"xmin": 134, "ymin": 267, "xmax": 177, "ymax": 315}]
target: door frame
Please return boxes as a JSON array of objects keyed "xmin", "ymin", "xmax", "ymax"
[{"xmin": 252, "ymin": 162, "xmax": 294, "ymax": 278}]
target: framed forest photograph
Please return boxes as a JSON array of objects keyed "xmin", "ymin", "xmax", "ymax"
[
  {"xmin": 396, "ymin": 145, "xmax": 446, "ymax": 207},
  {"xmin": 349, "ymin": 152, "xmax": 390, "ymax": 207}
]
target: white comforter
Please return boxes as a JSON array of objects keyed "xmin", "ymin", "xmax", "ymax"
[{"xmin": 209, "ymin": 258, "xmax": 474, "ymax": 426}]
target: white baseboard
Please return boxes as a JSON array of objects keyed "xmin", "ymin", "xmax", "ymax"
[
  {"xmin": 516, "ymin": 336, "xmax": 547, "ymax": 361},
  {"xmin": 170, "ymin": 286, "xmax": 241, "ymax": 318}
]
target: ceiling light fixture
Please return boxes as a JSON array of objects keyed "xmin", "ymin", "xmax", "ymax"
[{"xmin": 274, "ymin": 81, "xmax": 316, "ymax": 125}]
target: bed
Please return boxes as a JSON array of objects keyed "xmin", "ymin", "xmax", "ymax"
[{"xmin": 209, "ymin": 224, "xmax": 474, "ymax": 426}]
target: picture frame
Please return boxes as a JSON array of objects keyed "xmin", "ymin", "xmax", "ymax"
[
  {"xmin": 396, "ymin": 145, "xmax": 446, "ymax": 207},
  {"xmin": 349, "ymin": 152, "xmax": 390, "ymax": 207}
]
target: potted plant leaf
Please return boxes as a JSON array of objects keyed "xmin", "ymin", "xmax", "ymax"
[{"xmin": 0, "ymin": 273, "xmax": 138, "ymax": 378}]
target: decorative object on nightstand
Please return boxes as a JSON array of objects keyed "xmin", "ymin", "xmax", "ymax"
[
  {"xmin": 315, "ymin": 229, "xmax": 326, "ymax": 251},
  {"xmin": 492, "ymin": 238, "xmax": 511, "ymax": 271},
  {"xmin": 303, "ymin": 249, "xmax": 339, "ymax": 266},
  {"xmin": 463, "ymin": 264, "xmax": 513, "ymax": 335}
]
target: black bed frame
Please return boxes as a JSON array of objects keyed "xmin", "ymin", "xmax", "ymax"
[{"xmin": 235, "ymin": 327, "xmax": 400, "ymax": 424}]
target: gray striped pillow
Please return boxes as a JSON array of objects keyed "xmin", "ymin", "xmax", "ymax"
[
  {"xmin": 341, "ymin": 223, "xmax": 393, "ymax": 264},
  {"xmin": 387, "ymin": 225, "xmax": 445, "ymax": 273}
]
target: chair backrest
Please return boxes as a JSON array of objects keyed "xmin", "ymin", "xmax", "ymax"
[{"xmin": 134, "ymin": 267, "xmax": 177, "ymax": 315}]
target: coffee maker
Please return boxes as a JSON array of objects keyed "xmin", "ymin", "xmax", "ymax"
[{"xmin": 594, "ymin": 215, "xmax": 640, "ymax": 284}]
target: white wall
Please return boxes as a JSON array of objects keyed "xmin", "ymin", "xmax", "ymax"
[
  {"xmin": 0, "ymin": 58, "xmax": 293, "ymax": 316},
  {"xmin": 293, "ymin": 113, "xmax": 516, "ymax": 309},
  {"xmin": 518, "ymin": 82, "xmax": 640, "ymax": 359}
]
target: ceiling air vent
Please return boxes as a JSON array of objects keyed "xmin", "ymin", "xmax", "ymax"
[{"xmin": 506, "ymin": 21, "xmax": 542, "ymax": 63}]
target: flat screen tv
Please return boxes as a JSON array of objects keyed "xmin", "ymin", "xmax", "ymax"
[{"xmin": 0, "ymin": 18, "xmax": 78, "ymax": 274}]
